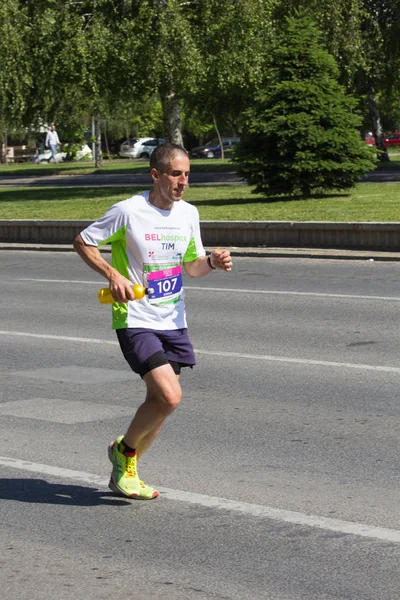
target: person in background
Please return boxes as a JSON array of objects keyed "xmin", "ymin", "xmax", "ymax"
[
  {"xmin": 45, "ymin": 123, "xmax": 61, "ymax": 163},
  {"xmin": 74, "ymin": 143, "xmax": 233, "ymax": 500}
]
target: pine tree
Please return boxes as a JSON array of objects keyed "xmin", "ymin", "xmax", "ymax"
[{"xmin": 234, "ymin": 10, "xmax": 377, "ymax": 197}]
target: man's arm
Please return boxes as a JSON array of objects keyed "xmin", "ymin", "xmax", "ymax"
[
  {"xmin": 183, "ymin": 247, "xmax": 232, "ymax": 278},
  {"xmin": 73, "ymin": 234, "xmax": 135, "ymax": 301}
]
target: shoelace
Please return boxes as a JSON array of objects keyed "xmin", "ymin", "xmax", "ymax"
[{"xmin": 124, "ymin": 455, "xmax": 137, "ymax": 478}]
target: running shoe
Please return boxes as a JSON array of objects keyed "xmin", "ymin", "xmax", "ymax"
[{"xmin": 108, "ymin": 435, "xmax": 159, "ymax": 500}]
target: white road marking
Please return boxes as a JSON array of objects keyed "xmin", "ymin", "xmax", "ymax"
[
  {"xmin": 0, "ymin": 456, "xmax": 399, "ymax": 543},
  {"xmin": 1, "ymin": 330, "xmax": 400, "ymax": 374},
  {"xmin": 186, "ymin": 286, "xmax": 400, "ymax": 302},
  {"xmin": 0, "ymin": 330, "xmax": 118, "ymax": 345},
  {"xmin": 16, "ymin": 278, "xmax": 104, "ymax": 285},
  {"xmin": 14, "ymin": 278, "xmax": 400, "ymax": 302}
]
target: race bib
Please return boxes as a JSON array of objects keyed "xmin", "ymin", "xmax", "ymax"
[{"xmin": 147, "ymin": 265, "xmax": 182, "ymax": 306}]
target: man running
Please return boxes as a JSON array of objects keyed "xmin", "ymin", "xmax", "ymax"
[{"xmin": 74, "ymin": 143, "xmax": 232, "ymax": 499}]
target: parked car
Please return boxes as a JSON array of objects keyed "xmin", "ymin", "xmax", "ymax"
[
  {"xmin": 191, "ymin": 137, "xmax": 241, "ymax": 158},
  {"xmin": 33, "ymin": 144, "xmax": 92, "ymax": 163},
  {"xmin": 119, "ymin": 138, "xmax": 166, "ymax": 159},
  {"xmin": 364, "ymin": 132, "xmax": 376, "ymax": 146},
  {"xmin": 384, "ymin": 132, "xmax": 400, "ymax": 147},
  {"xmin": 364, "ymin": 132, "xmax": 400, "ymax": 148}
]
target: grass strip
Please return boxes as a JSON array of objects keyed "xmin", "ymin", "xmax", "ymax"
[{"xmin": 1, "ymin": 182, "xmax": 400, "ymax": 221}]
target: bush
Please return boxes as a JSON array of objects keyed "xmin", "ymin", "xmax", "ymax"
[{"xmin": 233, "ymin": 11, "xmax": 377, "ymax": 197}]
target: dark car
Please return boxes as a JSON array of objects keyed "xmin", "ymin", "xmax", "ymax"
[{"xmin": 191, "ymin": 137, "xmax": 240, "ymax": 158}]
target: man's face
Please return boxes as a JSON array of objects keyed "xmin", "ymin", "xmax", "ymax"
[{"xmin": 154, "ymin": 154, "xmax": 190, "ymax": 206}]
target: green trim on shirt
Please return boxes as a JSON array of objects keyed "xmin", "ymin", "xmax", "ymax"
[
  {"xmin": 183, "ymin": 237, "xmax": 199, "ymax": 262},
  {"xmin": 100, "ymin": 226, "xmax": 130, "ymax": 329}
]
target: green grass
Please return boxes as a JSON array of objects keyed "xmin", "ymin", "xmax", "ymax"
[
  {"xmin": 2, "ymin": 153, "xmax": 400, "ymax": 221},
  {"xmin": 1, "ymin": 182, "xmax": 400, "ymax": 221}
]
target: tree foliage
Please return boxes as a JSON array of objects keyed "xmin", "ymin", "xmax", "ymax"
[
  {"xmin": 273, "ymin": 1, "xmax": 400, "ymax": 158},
  {"xmin": 0, "ymin": 0, "xmax": 32, "ymax": 158},
  {"xmin": 234, "ymin": 11, "xmax": 377, "ymax": 197},
  {"xmin": 2, "ymin": 0, "xmax": 400, "ymax": 171},
  {"xmin": 184, "ymin": 0, "xmax": 274, "ymax": 148}
]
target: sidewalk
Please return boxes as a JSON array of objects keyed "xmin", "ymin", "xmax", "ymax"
[{"xmin": 1, "ymin": 242, "xmax": 399, "ymax": 261}]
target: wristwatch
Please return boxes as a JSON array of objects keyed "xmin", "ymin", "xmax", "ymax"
[{"xmin": 207, "ymin": 255, "xmax": 216, "ymax": 270}]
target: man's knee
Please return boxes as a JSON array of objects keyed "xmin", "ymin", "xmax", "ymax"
[
  {"xmin": 144, "ymin": 365, "xmax": 182, "ymax": 414},
  {"xmin": 149, "ymin": 386, "xmax": 182, "ymax": 416},
  {"xmin": 160, "ymin": 386, "xmax": 182, "ymax": 414}
]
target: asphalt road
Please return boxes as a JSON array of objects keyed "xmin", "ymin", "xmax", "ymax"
[
  {"xmin": 0, "ymin": 252, "xmax": 399, "ymax": 600},
  {"xmin": 0, "ymin": 166, "xmax": 399, "ymax": 188},
  {"xmin": 0, "ymin": 170, "xmax": 243, "ymax": 187}
]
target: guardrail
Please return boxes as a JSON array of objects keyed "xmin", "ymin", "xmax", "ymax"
[{"xmin": 0, "ymin": 219, "xmax": 400, "ymax": 250}]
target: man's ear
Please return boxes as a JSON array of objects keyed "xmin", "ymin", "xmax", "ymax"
[{"xmin": 151, "ymin": 167, "xmax": 159, "ymax": 180}]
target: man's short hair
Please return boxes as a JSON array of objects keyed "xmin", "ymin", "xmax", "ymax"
[{"xmin": 150, "ymin": 143, "xmax": 188, "ymax": 172}]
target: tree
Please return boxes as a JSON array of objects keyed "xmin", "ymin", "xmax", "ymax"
[
  {"xmin": 273, "ymin": 1, "xmax": 400, "ymax": 161},
  {"xmin": 132, "ymin": 0, "xmax": 202, "ymax": 145},
  {"xmin": 20, "ymin": 0, "xmax": 117, "ymax": 166},
  {"xmin": 0, "ymin": 1, "xmax": 274, "ymax": 161},
  {"xmin": 185, "ymin": 0, "xmax": 274, "ymax": 156},
  {"xmin": 0, "ymin": 0, "xmax": 32, "ymax": 163},
  {"xmin": 355, "ymin": 0, "xmax": 400, "ymax": 160},
  {"xmin": 96, "ymin": 0, "xmax": 274, "ymax": 149},
  {"xmin": 234, "ymin": 11, "xmax": 377, "ymax": 197},
  {"xmin": 71, "ymin": 0, "xmax": 201, "ymax": 149}
]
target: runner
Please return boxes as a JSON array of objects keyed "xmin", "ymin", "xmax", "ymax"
[{"xmin": 73, "ymin": 143, "xmax": 232, "ymax": 499}]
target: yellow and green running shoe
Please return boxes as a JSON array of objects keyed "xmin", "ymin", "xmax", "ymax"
[{"xmin": 108, "ymin": 435, "xmax": 159, "ymax": 500}]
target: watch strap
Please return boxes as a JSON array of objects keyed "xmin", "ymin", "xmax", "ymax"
[{"xmin": 207, "ymin": 255, "xmax": 216, "ymax": 270}]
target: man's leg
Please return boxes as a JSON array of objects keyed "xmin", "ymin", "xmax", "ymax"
[
  {"xmin": 50, "ymin": 143, "xmax": 57, "ymax": 162},
  {"xmin": 108, "ymin": 363, "xmax": 181, "ymax": 499},
  {"xmin": 135, "ymin": 420, "xmax": 164, "ymax": 460},
  {"xmin": 124, "ymin": 363, "xmax": 181, "ymax": 455}
]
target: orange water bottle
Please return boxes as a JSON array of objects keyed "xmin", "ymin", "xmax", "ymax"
[{"xmin": 98, "ymin": 283, "xmax": 149, "ymax": 304}]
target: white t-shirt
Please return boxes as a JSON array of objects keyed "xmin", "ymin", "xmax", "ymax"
[{"xmin": 80, "ymin": 191, "xmax": 205, "ymax": 330}]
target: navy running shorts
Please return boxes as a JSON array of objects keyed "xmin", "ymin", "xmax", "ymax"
[{"xmin": 116, "ymin": 327, "xmax": 196, "ymax": 377}]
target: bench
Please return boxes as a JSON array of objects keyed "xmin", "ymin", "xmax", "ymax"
[
  {"xmin": 0, "ymin": 146, "xmax": 38, "ymax": 163},
  {"xmin": 12, "ymin": 147, "xmax": 38, "ymax": 163}
]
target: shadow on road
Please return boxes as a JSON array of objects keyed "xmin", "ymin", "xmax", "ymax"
[{"xmin": 0, "ymin": 478, "xmax": 132, "ymax": 506}]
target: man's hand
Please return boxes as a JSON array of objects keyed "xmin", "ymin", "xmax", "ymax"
[
  {"xmin": 210, "ymin": 248, "xmax": 232, "ymax": 272},
  {"xmin": 108, "ymin": 272, "xmax": 135, "ymax": 302},
  {"xmin": 73, "ymin": 235, "xmax": 135, "ymax": 299}
]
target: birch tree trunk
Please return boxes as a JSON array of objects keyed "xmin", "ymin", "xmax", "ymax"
[
  {"xmin": 1, "ymin": 122, "xmax": 8, "ymax": 165},
  {"xmin": 94, "ymin": 116, "xmax": 102, "ymax": 168},
  {"xmin": 368, "ymin": 87, "xmax": 389, "ymax": 162},
  {"xmin": 160, "ymin": 83, "xmax": 183, "ymax": 147},
  {"xmin": 213, "ymin": 112, "xmax": 224, "ymax": 159}
]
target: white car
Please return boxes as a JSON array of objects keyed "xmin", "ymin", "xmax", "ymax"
[
  {"xmin": 119, "ymin": 138, "xmax": 166, "ymax": 159},
  {"xmin": 34, "ymin": 144, "xmax": 93, "ymax": 163}
]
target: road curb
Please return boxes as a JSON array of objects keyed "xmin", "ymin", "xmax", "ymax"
[{"xmin": 1, "ymin": 242, "xmax": 399, "ymax": 261}]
